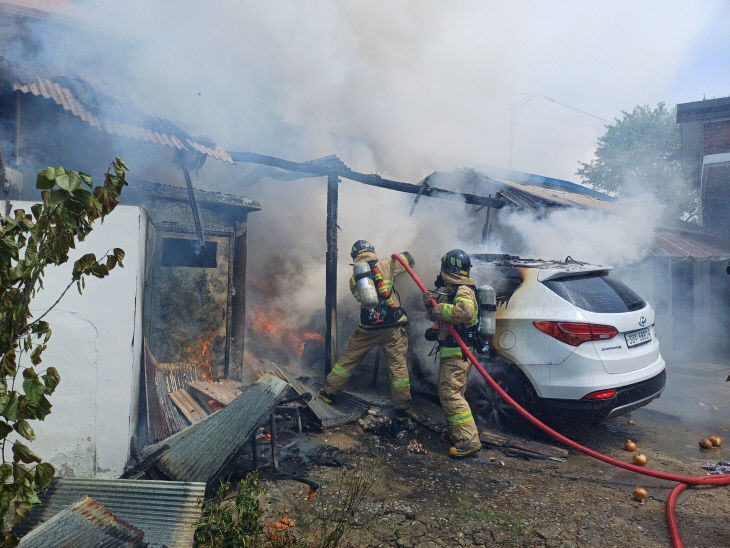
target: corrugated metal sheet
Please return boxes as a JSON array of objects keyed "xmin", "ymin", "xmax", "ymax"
[
  {"xmin": 140, "ymin": 373, "xmax": 289, "ymax": 485},
  {"xmin": 649, "ymin": 229, "xmax": 730, "ymax": 260},
  {"xmin": 15, "ymin": 479, "xmax": 205, "ymax": 547},
  {"xmin": 406, "ymin": 395, "xmax": 447, "ymax": 433},
  {"xmin": 11, "ymin": 76, "xmax": 233, "ymax": 163},
  {"xmin": 425, "ymin": 169, "xmax": 615, "ymax": 211},
  {"xmin": 497, "ymin": 182, "xmax": 615, "ymax": 211},
  {"xmin": 476, "ymin": 164, "xmax": 614, "ymax": 200},
  {"xmin": 279, "ymin": 371, "xmax": 369, "ymax": 428},
  {"xmin": 18, "ymin": 496, "xmax": 145, "ymax": 548}
]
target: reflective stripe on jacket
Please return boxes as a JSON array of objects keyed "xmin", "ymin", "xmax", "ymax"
[{"xmin": 427, "ymin": 276, "xmax": 477, "ymax": 342}]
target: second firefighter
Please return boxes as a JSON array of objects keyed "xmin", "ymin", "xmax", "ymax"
[{"xmin": 423, "ymin": 249, "xmax": 482, "ymax": 457}]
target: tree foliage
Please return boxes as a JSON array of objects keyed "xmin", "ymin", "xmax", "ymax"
[
  {"xmin": 0, "ymin": 158, "xmax": 128, "ymax": 543},
  {"xmin": 577, "ymin": 103, "xmax": 682, "ymax": 196}
]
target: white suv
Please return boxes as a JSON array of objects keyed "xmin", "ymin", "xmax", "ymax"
[{"xmin": 471, "ymin": 254, "xmax": 666, "ymax": 423}]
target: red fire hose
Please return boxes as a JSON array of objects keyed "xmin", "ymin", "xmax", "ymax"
[{"xmin": 392, "ymin": 254, "xmax": 729, "ymax": 548}]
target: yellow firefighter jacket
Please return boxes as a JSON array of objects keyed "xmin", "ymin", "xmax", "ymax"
[{"xmin": 426, "ymin": 271, "xmax": 478, "ymax": 348}]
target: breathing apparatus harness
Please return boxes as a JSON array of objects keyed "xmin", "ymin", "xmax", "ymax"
[
  {"xmin": 359, "ymin": 260, "xmax": 407, "ymax": 328},
  {"xmin": 425, "ymin": 275, "xmax": 490, "ymax": 357}
]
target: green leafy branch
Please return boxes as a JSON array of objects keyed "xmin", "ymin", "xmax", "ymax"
[{"xmin": 0, "ymin": 158, "xmax": 128, "ymax": 543}]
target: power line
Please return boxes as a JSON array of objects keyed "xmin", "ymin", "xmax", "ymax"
[{"xmin": 539, "ymin": 94, "xmax": 612, "ymax": 124}]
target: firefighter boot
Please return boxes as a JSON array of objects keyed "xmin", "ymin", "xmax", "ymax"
[
  {"xmin": 394, "ymin": 409, "xmax": 410, "ymax": 422},
  {"xmin": 318, "ymin": 389, "xmax": 336, "ymax": 404},
  {"xmin": 448, "ymin": 444, "xmax": 482, "ymax": 458}
]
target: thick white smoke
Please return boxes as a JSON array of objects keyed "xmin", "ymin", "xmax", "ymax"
[
  {"xmin": 495, "ymin": 194, "xmax": 664, "ymax": 267},
  {"xmin": 13, "ymin": 0, "xmax": 724, "ymax": 180},
  {"xmin": 4, "ymin": 0, "xmax": 728, "ymax": 368}
]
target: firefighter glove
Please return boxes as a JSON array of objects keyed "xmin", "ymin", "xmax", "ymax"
[
  {"xmin": 422, "ymin": 291, "xmax": 435, "ymax": 310},
  {"xmin": 424, "ymin": 326, "xmax": 439, "ymax": 341}
]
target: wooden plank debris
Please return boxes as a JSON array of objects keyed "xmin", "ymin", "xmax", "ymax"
[
  {"xmin": 188, "ymin": 379, "xmax": 243, "ymax": 405},
  {"xmin": 169, "ymin": 389, "xmax": 208, "ymax": 424},
  {"xmin": 408, "ymin": 396, "xmax": 567, "ymax": 460}
]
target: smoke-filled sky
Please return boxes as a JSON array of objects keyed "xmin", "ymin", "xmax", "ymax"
[{"xmin": 16, "ymin": 0, "xmax": 730, "ymax": 182}]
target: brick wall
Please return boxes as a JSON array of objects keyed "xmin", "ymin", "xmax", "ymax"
[{"xmin": 702, "ymin": 119, "xmax": 730, "ymax": 155}]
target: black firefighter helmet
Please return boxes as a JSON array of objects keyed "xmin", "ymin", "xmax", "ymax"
[
  {"xmin": 441, "ymin": 249, "xmax": 471, "ymax": 276},
  {"xmin": 351, "ymin": 239, "xmax": 375, "ymax": 260}
]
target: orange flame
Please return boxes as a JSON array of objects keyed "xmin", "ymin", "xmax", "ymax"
[
  {"xmin": 250, "ymin": 307, "xmax": 324, "ymax": 357},
  {"xmin": 208, "ymin": 398, "xmax": 224, "ymax": 411},
  {"xmin": 250, "ymin": 306, "xmax": 283, "ymax": 337},
  {"xmin": 186, "ymin": 331, "xmax": 218, "ymax": 381},
  {"xmin": 288, "ymin": 331, "xmax": 325, "ymax": 356}
]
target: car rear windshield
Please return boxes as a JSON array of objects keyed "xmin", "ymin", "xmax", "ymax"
[{"xmin": 542, "ymin": 273, "xmax": 646, "ymax": 313}]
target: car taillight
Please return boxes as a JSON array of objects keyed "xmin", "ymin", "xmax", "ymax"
[
  {"xmin": 532, "ymin": 321, "xmax": 618, "ymax": 346},
  {"xmin": 584, "ymin": 389, "xmax": 617, "ymax": 399}
]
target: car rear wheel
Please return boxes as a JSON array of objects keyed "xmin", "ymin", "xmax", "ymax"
[{"xmin": 474, "ymin": 359, "xmax": 539, "ymax": 428}]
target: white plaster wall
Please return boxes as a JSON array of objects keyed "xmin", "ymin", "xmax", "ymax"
[{"xmin": 1, "ymin": 201, "xmax": 146, "ymax": 478}]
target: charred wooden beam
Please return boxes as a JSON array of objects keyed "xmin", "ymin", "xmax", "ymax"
[
  {"xmin": 481, "ymin": 196, "xmax": 492, "ymax": 244},
  {"xmin": 325, "ymin": 174, "xmax": 339, "ymax": 377},
  {"xmin": 230, "ymin": 151, "xmax": 506, "ymax": 209},
  {"xmin": 408, "ymin": 175, "xmax": 431, "ymax": 216},
  {"xmin": 229, "ymin": 220, "xmax": 248, "ymax": 381},
  {"xmin": 178, "ymin": 155, "xmax": 206, "ymax": 248}
]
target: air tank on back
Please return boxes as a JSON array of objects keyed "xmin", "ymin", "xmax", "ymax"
[
  {"xmin": 477, "ymin": 284, "xmax": 497, "ymax": 338},
  {"xmin": 353, "ymin": 262, "xmax": 379, "ymax": 310}
]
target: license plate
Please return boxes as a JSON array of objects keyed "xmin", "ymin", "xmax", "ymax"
[{"xmin": 625, "ymin": 327, "xmax": 651, "ymax": 348}]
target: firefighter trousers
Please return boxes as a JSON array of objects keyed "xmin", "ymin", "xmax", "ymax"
[
  {"xmin": 323, "ymin": 325, "xmax": 411, "ymax": 409},
  {"xmin": 438, "ymin": 356, "xmax": 481, "ymax": 450}
]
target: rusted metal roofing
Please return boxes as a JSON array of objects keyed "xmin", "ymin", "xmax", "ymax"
[
  {"xmin": 279, "ymin": 370, "xmax": 369, "ymax": 428},
  {"xmin": 18, "ymin": 496, "xmax": 145, "ymax": 548},
  {"xmin": 8, "ymin": 69, "xmax": 233, "ymax": 163},
  {"xmin": 137, "ymin": 373, "xmax": 290, "ymax": 486},
  {"xmin": 649, "ymin": 229, "xmax": 730, "ymax": 260},
  {"xmin": 15, "ymin": 478, "xmax": 204, "ymax": 547}
]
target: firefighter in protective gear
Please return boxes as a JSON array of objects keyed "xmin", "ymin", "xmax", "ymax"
[
  {"xmin": 423, "ymin": 249, "xmax": 482, "ymax": 457},
  {"xmin": 319, "ymin": 240, "xmax": 415, "ymax": 420}
]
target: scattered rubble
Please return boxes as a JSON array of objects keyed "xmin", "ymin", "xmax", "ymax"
[{"xmin": 407, "ymin": 439, "xmax": 428, "ymax": 454}]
